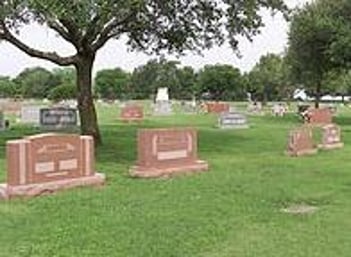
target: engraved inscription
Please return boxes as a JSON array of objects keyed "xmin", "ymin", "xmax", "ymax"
[
  {"xmin": 35, "ymin": 162, "xmax": 55, "ymax": 173},
  {"xmin": 59, "ymin": 159, "xmax": 78, "ymax": 170},
  {"xmin": 157, "ymin": 150, "xmax": 188, "ymax": 160}
]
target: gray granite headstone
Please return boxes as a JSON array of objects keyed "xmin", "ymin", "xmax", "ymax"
[
  {"xmin": 21, "ymin": 106, "xmax": 43, "ymax": 124},
  {"xmin": 154, "ymin": 101, "xmax": 172, "ymax": 115},
  {"xmin": 40, "ymin": 107, "xmax": 78, "ymax": 130},
  {"xmin": 218, "ymin": 112, "xmax": 249, "ymax": 129}
]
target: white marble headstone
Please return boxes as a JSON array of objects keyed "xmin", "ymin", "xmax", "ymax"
[{"xmin": 156, "ymin": 87, "xmax": 169, "ymax": 102}]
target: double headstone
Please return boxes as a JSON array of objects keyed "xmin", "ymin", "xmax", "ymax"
[
  {"xmin": 40, "ymin": 107, "xmax": 78, "ymax": 130},
  {"xmin": 130, "ymin": 128, "xmax": 208, "ymax": 178},
  {"xmin": 0, "ymin": 133, "xmax": 105, "ymax": 199}
]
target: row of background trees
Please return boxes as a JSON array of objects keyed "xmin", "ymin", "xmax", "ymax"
[{"xmin": 3, "ymin": 53, "xmax": 351, "ymax": 103}]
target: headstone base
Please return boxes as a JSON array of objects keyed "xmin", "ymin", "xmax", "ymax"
[
  {"xmin": 0, "ymin": 173, "xmax": 105, "ymax": 200},
  {"xmin": 218, "ymin": 124, "xmax": 249, "ymax": 129},
  {"xmin": 285, "ymin": 149, "xmax": 318, "ymax": 157},
  {"xmin": 130, "ymin": 160, "xmax": 209, "ymax": 178},
  {"xmin": 119, "ymin": 117, "xmax": 143, "ymax": 123},
  {"xmin": 318, "ymin": 142, "xmax": 344, "ymax": 150}
]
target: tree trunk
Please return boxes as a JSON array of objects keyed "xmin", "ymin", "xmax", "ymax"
[
  {"xmin": 314, "ymin": 82, "xmax": 321, "ymax": 109},
  {"xmin": 76, "ymin": 54, "xmax": 102, "ymax": 146}
]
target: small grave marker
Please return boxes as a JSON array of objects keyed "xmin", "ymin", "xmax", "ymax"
[
  {"xmin": 318, "ymin": 124, "xmax": 344, "ymax": 150},
  {"xmin": 286, "ymin": 126, "xmax": 317, "ymax": 156},
  {"xmin": 120, "ymin": 105, "xmax": 144, "ymax": 122}
]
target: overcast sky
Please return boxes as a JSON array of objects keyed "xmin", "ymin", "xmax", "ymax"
[{"xmin": 0, "ymin": 0, "xmax": 310, "ymax": 78}]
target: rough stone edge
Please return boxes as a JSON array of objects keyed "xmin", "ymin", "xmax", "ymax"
[
  {"xmin": 0, "ymin": 173, "xmax": 105, "ymax": 200},
  {"xmin": 130, "ymin": 160, "xmax": 209, "ymax": 178}
]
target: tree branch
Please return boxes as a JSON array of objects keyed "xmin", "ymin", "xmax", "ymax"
[
  {"xmin": 47, "ymin": 19, "xmax": 74, "ymax": 44},
  {"xmin": 3, "ymin": 26, "xmax": 77, "ymax": 66},
  {"xmin": 58, "ymin": 18, "xmax": 82, "ymax": 50},
  {"xmin": 92, "ymin": 12, "xmax": 136, "ymax": 51}
]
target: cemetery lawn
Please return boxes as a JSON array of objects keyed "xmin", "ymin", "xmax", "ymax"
[{"xmin": 1, "ymin": 102, "xmax": 351, "ymax": 257}]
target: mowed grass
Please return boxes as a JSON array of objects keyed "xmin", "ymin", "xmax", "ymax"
[{"xmin": 1, "ymin": 103, "xmax": 351, "ymax": 256}]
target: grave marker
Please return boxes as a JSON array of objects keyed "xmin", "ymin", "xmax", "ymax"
[
  {"xmin": 206, "ymin": 102, "xmax": 229, "ymax": 114},
  {"xmin": 218, "ymin": 112, "xmax": 249, "ymax": 129},
  {"xmin": 120, "ymin": 105, "xmax": 144, "ymax": 122},
  {"xmin": 286, "ymin": 126, "xmax": 317, "ymax": 156},
  {"xmin": 318, "ymin": 124, "xmax": 344, "ymax": 150},
  {"xmin": 0, "ymin": 133, "xmax": 105, "ymax": 199},
  {"xmin": 304, "ymin": 108, "xmax": 332, "ymax": 125},
  {"xmin": 21, "ymin": 105, "xmax": 43, "ymax": 124},
  {"xmin": 130, "ymin": 128, "xmax": 208, "ymax": 178},
  {"xmin": 40, "ymin": 107, "xmax": 78, "ymax": 130}
]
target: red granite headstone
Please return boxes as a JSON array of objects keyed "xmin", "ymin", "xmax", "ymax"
[
  {"xmin": 0, "ymin": 133, "xmax": 105, "ymax": 200},
  {"xmin": 305, "ymin": 108, "xmax": 332, "ymax": 125},
  {"xmin": 130, "ymin": 128, "xmax": 208, "ymax": 178},
  {"xmin": 318, "ymin": 124, "xmax": 344, "ymax": 150},
  {"xmin": 205, "ymin": 102, "xmax": 229, "ymax": 114},
  {"xmin": 286, "ymin": 126, "xmax": 317, "ymax": 156},
  {"xmin": 120, "ymin": 105, "xmax": 144, "ymax": 122}
]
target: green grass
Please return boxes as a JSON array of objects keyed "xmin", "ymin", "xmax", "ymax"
[{"xmin": 1, "ymin": 102, "xmax": 351, "ymax": 257}]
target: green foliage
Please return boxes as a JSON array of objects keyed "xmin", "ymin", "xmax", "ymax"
[
  {"xmin": 176, "ymin": 66, "xmax": 197, "ymax": 100},
  {"xmin": 51, "ymin": 67, "xmax": 76, "ymax": 88},
  {"xmin": 1, "ymin": 0, "xmax": 288, "ymax": 56},
  {"xmin": 197, "ymin": 64, "xmax": 244, "ymax": 101},
  {"xmin": 131, "ymin": 58, "xmax": 185, "ymax": 99},
  {"xmin": 95, "ymin": 68, "xmax": 131, "ymax": 100},
  {"xmin": 48, "ymin": 84, "xmax": 77, "ymax": 102},
  {"xmin": 247, "ymin": 53, "xmax": 292, "ymax": 102},
  {"xmin": 14, "ymin": 67, "xmax": 58, "ymax": 98},
  {"xmin": 287, "ymin": 0, "xmax": 351, "ymax": 105},
  {"xmin": 0, "ymin": 76, "xmax": 19, "ymax": 97}
]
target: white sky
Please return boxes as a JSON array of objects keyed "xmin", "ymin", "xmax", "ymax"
[{"xmin": 0, "ymin": 0, "xmax": 310, "ymax": 78}]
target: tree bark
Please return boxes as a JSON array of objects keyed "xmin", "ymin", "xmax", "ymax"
[
  {"xmin": 76, "ymin": 54, "xmax": 102, "ymax": 146},
  {"xmin": 314, "ymin": 82, "xmax": 321, "ymax": 108}
]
